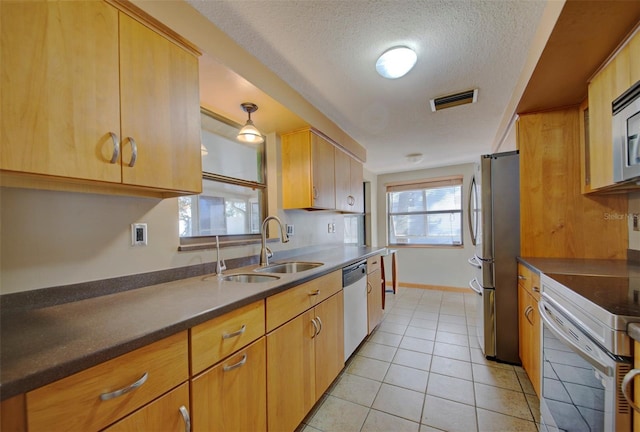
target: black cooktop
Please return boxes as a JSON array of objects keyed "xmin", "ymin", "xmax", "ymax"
[{"xmin": 547, "ymin": 273, "xmax": 640, "ymax": 317}]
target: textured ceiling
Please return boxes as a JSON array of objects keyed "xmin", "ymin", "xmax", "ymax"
[{"xmin": 187, "ymin": 0, "xmax": 547, "ymax": 174}]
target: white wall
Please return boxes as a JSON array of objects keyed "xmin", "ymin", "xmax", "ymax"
[
  {"xmin": 0, "ymin": 134, "xmax": 345, "ymax": 295},
  {"xmin": 376, "ymin": 163, "xmax": 476, "ymax": 289}
]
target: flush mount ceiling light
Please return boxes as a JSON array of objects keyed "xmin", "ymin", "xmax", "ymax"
[
  {"xmin": 376, "ymin": 46, "xmax": 417, "ymax": 79},
  {"xmin": 237, "ymin": 102, "xmax": 264, "ymax": 144}
]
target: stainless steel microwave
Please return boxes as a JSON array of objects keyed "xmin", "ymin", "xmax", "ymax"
[{"xmin": 613, "ymin": 80, "xmax": 640, "ymax": 183}]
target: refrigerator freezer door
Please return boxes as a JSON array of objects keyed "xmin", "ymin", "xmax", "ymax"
[{"xmin": 470, "ymin": 279, "xmax": 496, "ymax": 358}]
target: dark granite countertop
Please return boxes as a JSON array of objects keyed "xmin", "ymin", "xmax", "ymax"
[
  {"xmin": 518, "ymin": 256, "xmax": 640, "ymax": 342},
  {"xmin": 0, "ymin": 245, "xmax": 384, "ymax": 400},
  {"xmin": 517, "ymin": 257, "xmax": 640, "ymax": 277}
]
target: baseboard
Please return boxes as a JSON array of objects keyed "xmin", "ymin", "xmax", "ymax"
[{"xmin": 386, "ymin": 281, "xmax": 471, "ymax": 293}]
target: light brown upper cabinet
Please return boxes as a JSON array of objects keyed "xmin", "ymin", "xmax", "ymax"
[
  {"xmin": 282, "ymin": 129, "xmax": 336, "ymax": 210},
  {"xmin": 0, "ymin": 0, "xmax": 202, "ymax": 198},
  {"xmin": 335, "ymin": 148, "xmax": 364, "ymax": 213},
  {"xmin": 585, "ymin": 29, "xmax": 639, "ymax": 192}
]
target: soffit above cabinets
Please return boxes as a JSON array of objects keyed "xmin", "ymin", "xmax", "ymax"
[{"xmin": 517, "ymin": 0, "xmax": 640, "ymax": 114}]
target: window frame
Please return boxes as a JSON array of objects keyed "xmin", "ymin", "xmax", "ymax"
[
  {"xmin": 178, "ymin": 108, "xmax": 267, "ymax": 250},
  {"xmin": 386, "ymin": 175, "xmax": 463, "ymax": 248}
]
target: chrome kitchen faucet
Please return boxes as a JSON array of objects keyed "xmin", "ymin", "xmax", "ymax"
[{"xmin": 260, "ymin": 216, "xmax": 289, "ymax": 266}]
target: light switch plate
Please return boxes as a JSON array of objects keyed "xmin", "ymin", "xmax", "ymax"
[{"xmin": 131, "ymin": 223, "xmax": 148, "ymax": 246}]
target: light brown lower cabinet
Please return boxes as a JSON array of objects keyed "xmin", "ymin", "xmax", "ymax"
[
  {"xmin": 104, "ymin": 383, "xmax": 190, "ymax": 432},
  {"xmin": 191, "ymin": 337, "xmax": 266, "ymax": 432},
  {"xmin": 25, "ymin": 331, "xmax": 188, "ymax": 432},
  {"xmin": 517, "ymin": 264, "xmax": 541, "ymax": 397},
  {"xmin": 267, "ymin": 291, "xmax": 344, "ymax": 432},
  {"xmin": 367, "ymin": 266, "xmax": 383, "ymax": 334}
]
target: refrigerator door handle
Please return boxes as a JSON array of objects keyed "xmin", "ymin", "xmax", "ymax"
[
  {"xmin": 467, "ymin": 176, "xmax": 477, "ymax": 246},
  {"xmin": 469, "ymin": 278, "xmax": 483, "ymax": 295},
  {"xmin": 467, "ymin": 256, "xmax": 481, "ymax": 269}
]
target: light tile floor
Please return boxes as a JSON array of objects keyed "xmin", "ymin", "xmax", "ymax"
[{"xmin": 298, "ymin": 287, "xmax": 540, "ymax": 432}]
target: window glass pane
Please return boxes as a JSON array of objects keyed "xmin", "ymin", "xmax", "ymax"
[
  {"xmin": 426, "ymin": 186, "xmax": 461, "ymax": 211},
  {"xmin": 201, "ymin": 113, "xmax": 264, "ymax": 183},
  {"xmin": 387, "ymin": 182, "xmax": 462, "ymax": 246},
  {"xmin": 179, "ymin": 180, "xmax": 263, "ymax": 237},
  {"xmin": 180, "ymin": 109, "xmax": 266, "ymax": 240}
]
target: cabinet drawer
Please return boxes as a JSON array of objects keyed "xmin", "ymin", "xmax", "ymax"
[
  {"xmin": 266, "ymin": 270, "xmax": 341, "ymax": 332},
  {"xmin": 367, "ymin": 255, "xmax": 381, "ymax": 274},
  {"xmin": 517, "ymin": 264, "xmax": 540, "ymax": 301},
  {"xmin": 26, "ymin": 331, "xmax": 188, "ymax": 432},
  {"xmin": 191, "ymin": 300, "xmax": 265, "ymax": 375},
  {"xmin": 104, "ymin": 382, "xmax": 190, "ymax": 432}
]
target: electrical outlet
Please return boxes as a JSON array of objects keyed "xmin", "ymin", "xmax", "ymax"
[
  {"xmin": 328, "ymin": 223, "xmax": 333, "ymax": 233},
  {"xmin": 328, "ymin": 223, "xmax": 336, "ymax": 233},
  {"xmin": 634, "ymin": 214, "xmax": 639, "ymax": 231},
  {"xmin": 286, "ymin": 224, "xmax": 294, "ymax": 236},
  {"xmin": 131, "ymin": 223, "xmax": 148, "ymax": 246}
]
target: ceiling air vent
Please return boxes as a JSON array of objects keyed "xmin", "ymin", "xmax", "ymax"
[{"xmin": 430, "ymin": 88, "xmax": 478, "ymax": 112}]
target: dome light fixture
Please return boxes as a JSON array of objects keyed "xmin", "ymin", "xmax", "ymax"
[
  {"xmin": 237, "ymin": 102, "xmax": 264, "ymax": 144},
  {"xmin": 376, "ymin": 46, "xmax": 417, "ymax": 79}
]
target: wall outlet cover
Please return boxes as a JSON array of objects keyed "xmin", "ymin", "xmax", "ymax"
[{"xmin": 131, "ymin": 223, "xmax": 148, "ymax": 246}]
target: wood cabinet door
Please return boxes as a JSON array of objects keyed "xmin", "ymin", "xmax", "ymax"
[
  {"xmin": 192, "ymin": 338, "xmax": 267, "ymax": 432},
  {"xmin": 314, "ymin": 291, "xmax": 345, "ymax": 400},
  {"xmin": 119, "ymin": 13, "xmax": 201, "ymax": 193},
  {"xmin": 0, "ymin": 0, "xmax": 121, "ymax": 182},
  {"xmin": 310, "ymin": 133, "xmax": 335, "ymax": 209},
  {"xmin": 334, "ymin": 148, "xmax": 351, "ymax": 211},
  {"xmin": 367, "ymin": 268, "xmax": 383, "ymax": 334},
  {"xmin": 104, "ymin": 383, "xmax": 190, "ymax": 432},
  {"xmin": 518, "ymin": 284, "xmax": 541, "ymax": 397},
  {"xmin": 267, "ymin": 310, "xmax": 316, "ymax": 432},
  {"xmin": 349, "ymin": 156, "xmax": 364, "ymax": 213}
]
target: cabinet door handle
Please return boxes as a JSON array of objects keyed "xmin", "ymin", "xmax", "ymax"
[
  {"xmin": 109, "ymin": 132, "xmax": 120, "ymax": 164},
  {"xmin": 126, "ymin": 137, "xmax": 138, "ymax": 167},
  {"xmin": 367, "ymin": 281, "xmax": 372, "ymax": 293},
  {"xmin": 179, "ymin": 405, "xmax": 191, "ymax": 432},
  {"xmin": 524, "ymin": 305, "xmax": 534, "ymax": 325},
  {"xmin": 316, "ymin": 316, "xmax": 323, "ymax": 336},
  {"xmin": 532, "ymin": 286, "xmax": 540, "ymax": 293},
  {"xmin": 99, "ymin": 372, "xmax": 148, "ymax": 401},
  {"xmin": 348, "ymin": 195, "xmax": 355, "ymax": 206},
  {"xmin": 223, "ymin": 354, "xmax": 247, "ymax": 372},
  {"xmin": 622, "ymin": 369, "xmax": 640, "ymax": 413},
  {"xmin": 312, "ymin": 186, "xmax": 319, "ymax": 200},
  {"xmin": 222, "ymin": 324, "xmax": 246, "ymax": 339},
  {"xmin": 308, "ymin": 289, "xmax": 320, "ymax": 296},
  {"xmin": 311, "ymin": 318, "xmax": 319, "ymax": 338}
]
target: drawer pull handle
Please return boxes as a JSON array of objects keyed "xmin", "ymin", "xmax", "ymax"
[
  {"xmin": 311, "ymin": 318, "xmax": 319, "ymax": 338},
  {"xmin": 179, "ymin": 405, "xmax": 191, "ymax": 432},
  {"xmin": 222, "ymin": 324, "xmax": 246, "ymax": 339},
  {"xmin": 223, "ymin": 354, "xmax": 247, "ymax": 372},
  {"xmin": 316, "ymin": 316, "xmax": 323, "ymax": 336},
  {"xmin": 371, "ymin": 260, "xmax": 378, "ymax": 265},
  {"xmin": 532, "ymin": 286, "xmax": 540, "ymax": 293},
  {"xmin": 309, "ymin": 289, "xmax": 320, "ymax": 296},
  {"xmin": 127, "ymin": 137, "xmax": 138, "ymax": 167},
  {"xmin": 518, "ymin": 274, "xmax": 526, "ymax": 280},
  {"xmin": 622, "ymin": 369, "xmax": 640, "ymax": 413},
  {"xmin": 99, "ymin": 372, "xmax": 148, "ymax": 401},
  {"xmin": 109, "ymin": 132, "xmax": 120, "ymax": 164}
]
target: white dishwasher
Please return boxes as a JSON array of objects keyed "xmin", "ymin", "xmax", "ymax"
[{"xmin": 342, "ymin": 260, "xmax": 368, "ymax": 361}]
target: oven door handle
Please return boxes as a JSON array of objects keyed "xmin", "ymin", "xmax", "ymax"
[
  {"xmin": 538, "ymin": 299, "xmax": 613, "ymax": 377},
  {"xmin": 621, "ymin": 369, "xmax": 640, "ymax": 413}
]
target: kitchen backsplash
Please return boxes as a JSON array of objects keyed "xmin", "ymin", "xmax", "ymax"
[{"xmin": 0, "ymin": 187, "xmax": 347, "ymax": 295}]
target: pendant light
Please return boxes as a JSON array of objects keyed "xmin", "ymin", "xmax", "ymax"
[{"xmin": 237, "ymin": 102, "xmax": 264, "ymax": 144}]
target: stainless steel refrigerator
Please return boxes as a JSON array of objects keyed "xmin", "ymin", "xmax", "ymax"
[{"xmin": 467, "ymin": 151, "xmax": 520, "ymax": 364}]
